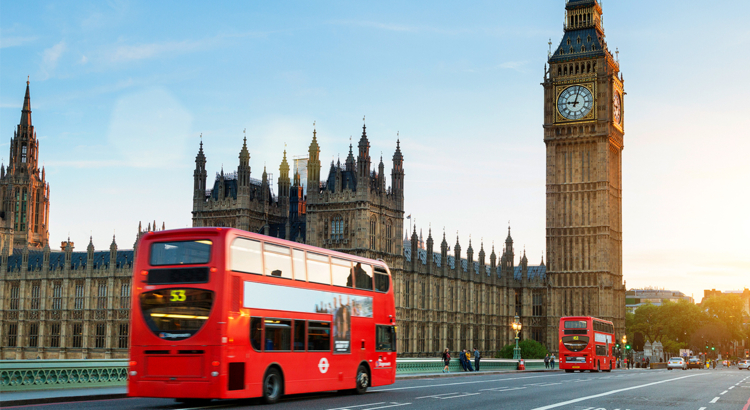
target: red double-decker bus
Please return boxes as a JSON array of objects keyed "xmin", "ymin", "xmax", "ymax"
[
  {"xmin": 128, "ymin": 228, "xmax": 397, "ymax": 404},
  {"xmin": 559, "ymin": 316, "xmax": 615, "ymax": 373}
]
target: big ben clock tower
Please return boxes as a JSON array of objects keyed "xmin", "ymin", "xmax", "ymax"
[{"xmin": 543, "ymin": 0, "xmax": 626, "ymax": 349}]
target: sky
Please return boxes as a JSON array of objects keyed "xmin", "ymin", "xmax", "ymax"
[{"xmin": 1, "ymin": 0, "xmax": 749, "ymax": 302}]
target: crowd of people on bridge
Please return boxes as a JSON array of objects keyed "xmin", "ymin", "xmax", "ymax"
[{"xmin": 442, "ymin": 348, "xmax": 482, "ymax": 373}]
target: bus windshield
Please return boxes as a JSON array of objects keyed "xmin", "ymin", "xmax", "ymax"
[
  {"xmin": 150, "ymin": 240, "xmax": 212, "ymax": 266},
  {"xmin": 564, "ymin": 320, "xmax": 588, "ymax": 329},
  {"xmin": 140, "ymin": 288, "xmax": 214, "ymax": 341}
]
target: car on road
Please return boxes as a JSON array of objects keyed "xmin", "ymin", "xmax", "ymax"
[
  {"xmin": 668, "ymin": 357, "xmax": 687, "ymax": 370},
  {"xmin": 739, "ymin": 360, "xmax": 750, "ymax": 370},
  {"xmin": 687, "ymin": 357, "xmax": 702, "ymax": 369}
]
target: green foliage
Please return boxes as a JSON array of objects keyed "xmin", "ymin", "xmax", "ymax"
[
  {"xmin": 495, "ymin": 339, "xmax": 549, "ymax": 359},
  {"xmin": 626, "ymin": 294, "xmax": 748, "ymax": 356}
]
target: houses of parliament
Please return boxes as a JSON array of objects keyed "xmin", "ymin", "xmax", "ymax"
[{"xmin": 0, "ymin": 0, "xmax": 625, "ymax": 359}]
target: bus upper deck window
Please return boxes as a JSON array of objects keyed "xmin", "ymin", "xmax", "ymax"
[
  {"xmin": 352, "ymin": 263, "xmax": 373, "ymax": 290},
  {"xmin": 331, "ymin": 258, "xmax": 352, "ymax": 287},
  {"xmin": 230, "ymin": 238, "xmax": 262, "ymax": 275},
  {"xmin": 307, "ymin": 253, "xmax": 331, "ymax": 285},
  {"xmin": 263, "ymin": 243, "xmax": 292, "ymax": 279},
  {"xmin": 374, "ymin": 267, "xmax": 390, "ymax": 292}
]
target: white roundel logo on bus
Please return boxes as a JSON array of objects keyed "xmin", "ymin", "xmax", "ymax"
[{"xmin": 318, "ymin": 357, "xmax": 329, "ymax": 374}]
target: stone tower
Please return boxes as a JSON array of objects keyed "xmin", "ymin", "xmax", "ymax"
[
  {"xmin": 543, "ymin": 0, "xmax": 626, "ymax": 347},
  {"xmin": 0, "ymin": 80, "xmax": 50, "ymax": 249},
  {"xmin": 305, "ymin": 121, "xmax": 404, "ymax": 270}
]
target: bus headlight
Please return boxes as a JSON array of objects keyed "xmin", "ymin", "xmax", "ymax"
[
  {"xmin": 211, "ymin": 371, "xmax": 219, "ymax": 377},
  {"xmin": 130, "ymin": 371, "xmax": 137, "ymax": 376}
]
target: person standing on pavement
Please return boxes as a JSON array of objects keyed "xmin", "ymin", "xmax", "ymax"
[
  {"xmin": 550, "ymin": 354, "xmax": 556, "ymax": 369},
  {"xmin": 544, "ymin": 354, "xmax": 550, "ymax": 369},
  {"xmin": 442, "ymin": 349, "xmax": 451, "ymax": 373},
  {"xmin": 465, "ymin": 349, "xmax": 475, "ymax": 371},
  {"xmin": 459, "ymin": 349, "xmax": 467, "ymax": 371},
  {"xmin": 474, "ymin": 348, "xmax": 481, "ymax": 371}
]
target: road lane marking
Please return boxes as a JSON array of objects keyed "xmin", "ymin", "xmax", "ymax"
[
  {"xmin": 710, "ymin": 397, "xmax": 720, "ymax": 403},
  {"xmin": 416, "ymin": 392, "xmax": 478, "ymax": 399},
  {"xmin": 720, "ymin": 390, "xmax": 728, "ymax": 395},
  {"xmin": 698, "ymin": 407, "xmax": 706, "ymax": 410},
  {"xmin": 529, "ymin": 373, "xmax": 708, "ymax": 410},
  {"xmin": 362, "ymin": 403, "xmax": 411, "ymax": 410},
  {"xmin": 371, "ymin": 374, "xmax": 564, "ymax": 392},
  {"xmin": 730, "ymin": 386, "xmax": 735, "ymax": 389},
  {"xmin": 480, "ymin": 386, "xmax": 527, "ymax": 392},
  {"xmin": 327, "ymin": 403, "xmax": 386, "ymax": 410}
]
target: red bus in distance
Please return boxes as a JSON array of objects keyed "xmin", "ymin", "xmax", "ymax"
[
  {"xmin": 127, "ymin": 227, "xmax": 397, "ymax": 404},
  {"xmin": 559, "ymin": 316, "xmax": 615, "ymax": 373}
]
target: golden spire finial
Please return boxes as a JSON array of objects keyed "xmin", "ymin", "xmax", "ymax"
[{"xmin": 27, "ymin": 75, "xmax": 30, "ymax": 85}]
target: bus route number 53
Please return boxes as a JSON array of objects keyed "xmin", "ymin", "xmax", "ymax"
[{"xmin": 170, "ymin": 290, "xmax": 186, "ymax": 302}]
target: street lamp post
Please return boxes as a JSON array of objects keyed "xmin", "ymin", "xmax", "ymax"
[
  {"xmin": 512, "ymin": 315, "xmax": 523, "ymax": 360},
  {"xmin": 621, "ymin": 335, "xmax": 627, "ymax": 369}
]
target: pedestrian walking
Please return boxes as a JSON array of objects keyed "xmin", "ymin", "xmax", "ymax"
[
  {"xmin": 544, "ymin": 354, "xmax": 550, "ymax": 369},
  {"xmin": 442, "ymin": 349, "xmax": 451, "ymax": 373},
  {"xmin": 465, "ymin": 350, "xmax": 475, "ymax": 371},
  {"xmin": 474, "ymin": 348, "xmax": 481, "ymax": 371},
  {"xmin": 550, "ymin": 354, "xmax": 556, "ymax": 369},
  {"xmin": 459, "ymin": 349, "xmax": 467, "ymax": 371}
]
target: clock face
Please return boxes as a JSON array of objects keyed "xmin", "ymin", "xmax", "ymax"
[
  {"xmin": 613, "ymin": 91, "xmax": 622, "ymax": 124},
  {"xmin": 557, "ymin": 85, "xmax": 594, "ymax": 120}
]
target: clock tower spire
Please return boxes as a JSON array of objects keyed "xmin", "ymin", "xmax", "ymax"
[{"xmin": 543, "ymin": 0, "xmax": 626, "ymax": 351}]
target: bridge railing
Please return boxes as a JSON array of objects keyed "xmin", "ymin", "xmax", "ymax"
[{"xmin": 1, "ymin": 358, "xmax": 545, "ymax": 392}]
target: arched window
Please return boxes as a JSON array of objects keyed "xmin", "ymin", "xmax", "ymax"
[
  {"xmin": 331, "ymin": 215, "xmax": 343, "ymax": 241},
  {"xmin": 385, "ymin": 219, "xmax": 393, "ymax": 253},
  {"xmin": 369, "ymin": 217, "xmax": 376, "ymax": 249}
]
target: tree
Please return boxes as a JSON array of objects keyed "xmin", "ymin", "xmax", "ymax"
[
  {"xmin": 702, "ymin": 294, "xmax": 748, "ymax": 342},
  {"xmin": 496, "ymin": 339, "xmax": 549, "ymax": 359}
]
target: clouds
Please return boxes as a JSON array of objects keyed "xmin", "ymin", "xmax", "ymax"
[
  {"xmin": 39, "ymin": 41, "xmax": 67, "ymax": 80},
  {"xmin": 106, "ymin": 39, "xmax": 208, "ymax": 63},
  {"xmin": 106, "ymin": 87, "xmax": 193, "ymax": 168}
]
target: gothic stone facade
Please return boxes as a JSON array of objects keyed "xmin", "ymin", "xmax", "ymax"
[
  {"xmin": 543, "ymin": 0, "xmax": 627, "ymax": 343},
  {"xmin": 0, "ymin": 237, "xmax": 136, "ymax": 359}
]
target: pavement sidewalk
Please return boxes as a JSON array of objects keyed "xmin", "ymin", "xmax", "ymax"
[
  {"xmin": 1, "ymin": 369, "xmax": 563, "ymax": 407},
  {"xmin": 1, "ymin": 386, "xmax": 128, "ymax": 407}
]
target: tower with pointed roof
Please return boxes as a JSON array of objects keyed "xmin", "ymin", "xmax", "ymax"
[
  {"xmin": 304, "ymin": 119, "xmax": 404, "ymax": 270},
  {"xmin": 0, "ymin": 80, "xmax": 50, "ymax": 250},
  {"xmin": 543, "ymin": 0, "xmax": 626, "ymax": 348}
]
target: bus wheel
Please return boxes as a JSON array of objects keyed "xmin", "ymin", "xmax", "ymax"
[
  {"xmin": 353, "ymin": 365, "xmax": 369, "ymax": 394},
  {"xmin": 262, "ymin": 368, "xmax": 283, "ymax": 404}
]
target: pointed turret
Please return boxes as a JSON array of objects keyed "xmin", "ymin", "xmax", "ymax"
[
  {"xmin": 479, "ymin": 241, "xmax": 486, "ymax": 266},
  {"xmin": 20, "ymin": 79, "xmax": 32, "ymax": 127},
  {"xmin": 238, "ymin": 135, "xmax": 251, "ymax": 187},
  {"xmin": 307, "ymin": 126, "xmax": 321, "ymax": 194},
  {"xmin": 391, "ymin": 139, "xmax": 404, "ymax": 198},
  {"xmin": 454, "ymin": 234, "xmax": 461, "ymax": 264},
  {"xmin": 278, "ymin": 149, "xmax": 291, "ymax": 199},
  {"xmin": 345, "ymin": 142, "xmax": 355, "ymax": 172},
  {"xmin": 467, "ymin": 237, "xmax": 474, "ymax": 265},
  {"xmin": 378, "ymin": 155, "xmax": 385, "ymax": 191},
  {"xmin": 490, "ymin": 243, "xmax": 497, "ymax": 269},
  {"xmin": 194, "ymin": 138, "xmax": 208, "ymax": 206},
  {"xmin": 357, "ymin": 121, "xmax": 371, "ymax": 182}
]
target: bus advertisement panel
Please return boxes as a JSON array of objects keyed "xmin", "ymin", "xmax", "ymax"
[
  {"xmin": 559, "ymin": 316, "xmax": 615, "ymax": 373},
  {"xmin": 128, "ymin": 228, "xmax": 397, "ymax": 405}
]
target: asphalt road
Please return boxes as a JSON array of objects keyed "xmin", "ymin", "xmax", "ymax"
[{"xmin": 8, "ymin": 368, "xmax": 750, "ymax": 410}]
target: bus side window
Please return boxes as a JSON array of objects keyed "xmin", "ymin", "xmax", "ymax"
[
  {"xmin": 230, "ymin": 238, "xmax": 263, "ymax": 275},
  {"xmin": 265, "ymin": 319, "xmax": 291, "ymax": 351},
  {"xmin": 308, "ymin": 321, "xmax": 331, "ymax": 351},
  {"xmin": 250, "ymin": 317, "xmax": 262, "ymax": 351},
  {"xmin": 353, "ymin": 263, "xmax": 373, "ymax": 290},
  {"xmin": 263, "ymin": 243, "xmax": 292, "ymax": 279},
  {"xmin": 293, "ymin": 320, "xmax": 306, "ymax": 351},
  {"xmin": 376, "ymin": 325, "xmax": 397, "ymax": 352},
  {"xmin": 292, "ymin": 249, "xmax": 306, "ymax": 281},
  {"xmin": 307, "ymin": 253, "xmax": 331, "ymax": 285},
  {"xmin": 374, "ymin": 267, "xmax": 390, "ymax": 292},
  {"xmin": 332, "ymin": 258, "xmax": 352, "ymax": 287}
]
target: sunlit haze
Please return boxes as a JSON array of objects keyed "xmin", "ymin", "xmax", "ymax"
[{"xmin": 1, "ymin": 0, "xmax": 748, "ymax": 302}]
